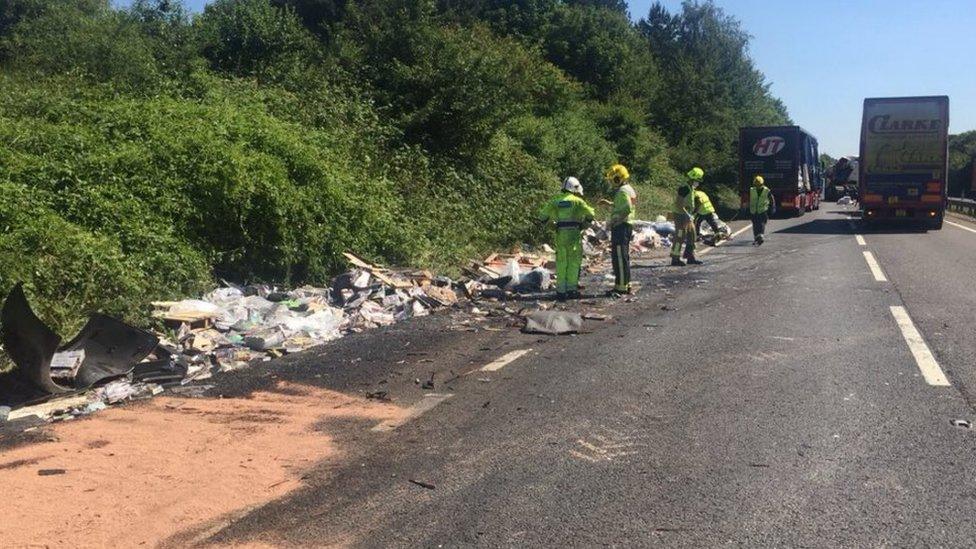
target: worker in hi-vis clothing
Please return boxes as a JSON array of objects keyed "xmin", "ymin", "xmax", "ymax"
[
  {"xmin": 693, "ymin": 188, "xmax": 721, "ymax": 236},
  {"xmin": 670, "ymin": 167, "xmax": 705, "ymax": 266},
  {"xmin": 749, "ymin": 175, "xmax": 774, "ymax": 245},
  {"xmin": 538, "ymin": 177, "xmax": 595, "ymax": 301},
  {"xmin": 607, "ymin": 164, "xmax": 636, "ymax": 295}
]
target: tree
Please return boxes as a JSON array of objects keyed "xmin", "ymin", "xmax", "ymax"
[
  {"xmin": 565, "ymin": 0, "xmax": 628, "ymax": 15},
  {"xmin": 543, "ymin": 4, "xmax": 657, "ymax": 101},
  {"xmin": 949, "ymin": 131, "xmax": 976, "ymax": 197},
  {"xmin": 196, "ymin": 0, "xmax": 320, "ymax": 80},
  {"xmin": 639, "ymin": 1, "xmax": 789, "ymax": 181}
]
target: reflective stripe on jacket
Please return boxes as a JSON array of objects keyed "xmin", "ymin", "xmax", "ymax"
[{"xmin": 538, "ymin": 191, "xmax": 595, "ymax": 229}]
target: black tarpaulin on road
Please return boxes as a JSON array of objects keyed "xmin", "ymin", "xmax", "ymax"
[{"xmin": 1, "ymin": 283, "xmax": 159, "ymax": 399}]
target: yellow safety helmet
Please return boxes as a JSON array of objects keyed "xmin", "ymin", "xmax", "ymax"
[
  {"xmin": 686, "ymin": 167, "xmax": 704, "ymax": 181},
  {"xmin": 753, "ymin": 175, "xmax": 765, "ymax": 186},
  {"xmin": 605, "ymin": 164, "xmax": 630, "ymax": 184}
]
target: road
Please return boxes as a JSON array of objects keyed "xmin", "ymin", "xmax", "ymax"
[
  {"xmin": 193, "ymin": 206, "xmax": 976, "ymax": 547},
  {"xmin": 6, "ymin": 206, "xmax": 976, "ymax": 547}
]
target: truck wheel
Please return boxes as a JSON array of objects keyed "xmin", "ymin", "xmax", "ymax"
[{"xmin": 928, "ymin": 217, "xmax": 944, "ymax": 230}]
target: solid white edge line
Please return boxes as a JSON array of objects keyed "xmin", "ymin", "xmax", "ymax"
[
  {"xmin": 855, "ymin": 234, "xmax": 866, "ymax": 246},
  {"xmin": 889, "ymin": 306, "xmax": 950, "ymax": 387},
  {"xmin": 946, "ymin": 220, "xmax": 976, "ymax": 234},
  {"xmin": 698, "ymin": 223, "xmax": 752, "ymax": 256},
  {"xmin": 862, "ymin": 251, "xmax": 887, "ymax": 282},
  {"xmin": 371, "ymin": 393, "xmax": 453, "ymax": 432},
  {"xmin": 481, "ymin": 349, "xmax": 532, "ymax": 372}
]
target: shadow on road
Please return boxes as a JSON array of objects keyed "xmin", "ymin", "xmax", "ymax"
[{"xmin": 775, "ymin": 219, "xmax": 854, "ymax": 235}]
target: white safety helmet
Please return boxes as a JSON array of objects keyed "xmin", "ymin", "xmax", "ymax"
[{"xmin": 562, "ymin": 176, "xmax": 584, "ymax": 196}]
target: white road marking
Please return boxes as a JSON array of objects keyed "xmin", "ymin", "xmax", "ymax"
[
  {"xmin": 698, "ymin": 224, "xmax": 753, "ymax": 256},
  {"xmin": 855, "ymin": 234, "xmax": 866, "ymax": 246},
  {"xmin": 371, "ymin": 393, "xmax": 453, "ymax": 432},
  {"xmin": 480, "ymin": 349, "xmax": 532, "ymax": 372},
  {"xmin": 947, "ymin": 220, "xmax": 976, "ymax": 234},
  {"xmin": 862, "ymin": 251, "xmax": 887, "ymax": 282},
  {"xmin": 889, "ymin": 306, "xmax": 950, "ymax": 387}
]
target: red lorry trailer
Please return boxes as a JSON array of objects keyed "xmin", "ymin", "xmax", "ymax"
[
  {"xmin": 739, "ymin": 126, "xmax": 823, "ymax": 216},
  {"xmin": 859, "ymin": 96, "xmax": 949, "ymax": 230}
]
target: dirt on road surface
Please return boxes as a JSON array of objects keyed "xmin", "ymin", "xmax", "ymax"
[{"xmin": 0, "ymin": 381, "xmax": 402, "ymax": 548}]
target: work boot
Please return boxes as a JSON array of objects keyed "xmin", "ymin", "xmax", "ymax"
[
  {"xmin": 556, "ymin": 292, "xmax": 568, "ymax": 302},
  {"xmin": 670, "ymin": 256, "xmax": 686, "ymax": 267},
  {"xmin": 756, "ymin": 235, "xmax": 765, "ymax": 246},
  {"xmin": 567, "ymin": 290, "xmax": 581, "ymax": 300},
  {"xmin": 686, "ymin": 256, "xmax": 704, "ymax": 265}
]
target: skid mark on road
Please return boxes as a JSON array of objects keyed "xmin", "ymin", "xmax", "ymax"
[
  {"xmin": 570, "ymin": 431, "xmax": 639, "ymax": 463},
  {"xmin": 371, "ymin": 393, "xmax": 453, "ymax": 432},
  {"xmin": 747, "ymin": 350, "xmax": 788, "ymax": 362},
  {"xmin": 862, "ymin": 251, "xmax": 887, "ymax": 282},
  {"xmin": 569, "ymin": 414, "xmax": 644, "ymax": 464},
  {"xmin": 889, "ymin": 306, "xmax": 950, "ymax": 387}
]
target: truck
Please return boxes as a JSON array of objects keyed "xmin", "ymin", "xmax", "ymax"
[
  {"xmin": 826, "ymin": 156, "xmax": 859, "ymax": 201},
  {"xmin": 738, "ymin": 126, "xmax": 823, "ymax": 216},
  {"xmin": 859, "ymin": 96, "xmax": 949, "ymax": 229}
]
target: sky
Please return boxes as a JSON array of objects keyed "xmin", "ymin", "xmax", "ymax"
[{"xmin": 123, "ymin": 0, "xmax": 976, "ymax": 157}]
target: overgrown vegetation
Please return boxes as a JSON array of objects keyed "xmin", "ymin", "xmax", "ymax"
[
  {"xmin": 0, "ymin": 0, "xmax": 789, "ymax": 336},
  {"xmin": 949, "ymin": 131, "xmax": 976, "ymax": 197}
]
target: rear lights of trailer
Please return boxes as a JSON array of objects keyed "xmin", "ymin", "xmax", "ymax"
[
  {"xmin": 926, "ymin": 181, "xmax": 942, "ymax": 193},
  {"xmin": 921, "ymin": 194, "xmax": 943, "ymax": 203},
  {"xmin": 863, "ymin": 193, "xmax": 884, "ymax": 203}
]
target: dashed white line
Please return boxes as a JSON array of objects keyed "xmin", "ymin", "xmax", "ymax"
[
  {"xmin": 371, "ymin": 393, "xmax": 453, "ymax": 432},
  {"xmin": 480, "ymin": 349, "xmax": 532, "ymax": 372},
  {"xmin": 946, "ymin": 220, "xmax": 976, "ymax": 234},
  {"xmin": 698, "ymin": 223, "xmax": 752, "ymax": 256},
  {"xmin": 855, "ymin": 234, "xmax": 866, "ymax": 246},
  {"xmin": 862, "ymin": 251, "xmax": 887, "ymax": 282},
  {"xmin": 889, "ymin": 306, "xmax": 950, "ymax": 387}
]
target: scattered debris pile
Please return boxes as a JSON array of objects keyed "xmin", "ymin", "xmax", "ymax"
[
  {"xmin": 0, "ymin": 253, "xmax": 468, "ymax": 414},
  {"xmin": 0, "ymin": 236, "xmax": 642, "ymax": 420},
  {"xmin": 149, "ymin": 252, "xmax": 465, "ymax": 377}
]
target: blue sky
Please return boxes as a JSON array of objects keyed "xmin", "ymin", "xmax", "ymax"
[{"xmin": 122, "ymin": 0, "xmax": 976, "ymax": 156}]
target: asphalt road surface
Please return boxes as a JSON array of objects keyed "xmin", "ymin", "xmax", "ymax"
[
  {"xmin": 146, "ymin": 205, "xmax": 973, "ymax": 548},
  {"xmin": 11, "ymin": 206, "xmax": 976, "ymax": 548}
]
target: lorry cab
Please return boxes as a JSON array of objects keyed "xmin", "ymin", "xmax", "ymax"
[{"xmin": 738, "ymin": 126, "xmax": 823, "ymax": 216}]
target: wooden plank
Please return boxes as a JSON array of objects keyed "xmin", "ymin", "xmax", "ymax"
[{"xmin": 343, "ymin": 252, "xmax": 375, "ymax": 270}]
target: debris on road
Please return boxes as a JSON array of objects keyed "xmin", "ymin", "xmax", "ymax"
[
  {"xmin": 950, "ymin": 419, "xmax": 972, "ymax": 429},
  {"xmin": 522, "ymin": 311, "xmax": 583, "ymax": 335},
  {"xmin": 1, "ymin": 283, "xmax": 158, "ymax": 398},
  {"xmin": 408, "ymin": 479, "xmax": 437, "ymax": 490},
  {"xmin": 1, "ymin": 232, "xmax": 667, "ymax": 423},
  {"xmin": 581, "ymin": 312, "xmax": 609, "ymax": 321},
  {"xmin": 37, "ymin": 469, "xmax": 67, "ymax": 476}
]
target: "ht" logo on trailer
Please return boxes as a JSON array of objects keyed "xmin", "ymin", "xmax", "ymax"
[{"xmin": 753, "ymin": 136, "xmax": 785, "ymax": 157}]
